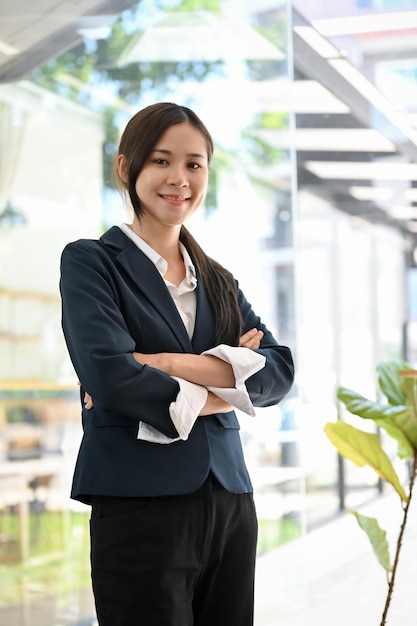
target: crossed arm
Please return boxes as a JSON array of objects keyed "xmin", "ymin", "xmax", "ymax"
[
  {"xmin": 133, "ymin": 327, "xmax": 264, "ymax": 387},
  {"xmin": 83, "ymin": 328, "xmax": 264, "ymax": 415}
]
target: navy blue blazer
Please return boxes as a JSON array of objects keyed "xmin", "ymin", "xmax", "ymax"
[{"xmin": 60, "ymin": 226, "xmax": 294, "ymax": 503}]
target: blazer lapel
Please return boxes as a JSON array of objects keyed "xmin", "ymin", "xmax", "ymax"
[
  {"xmin": 192, "ymin": 277, "xmax": 215, "ymax": 353},
  {"xmin": 101, "ymin": 227, "xmax": 192, "ymax": 352}
]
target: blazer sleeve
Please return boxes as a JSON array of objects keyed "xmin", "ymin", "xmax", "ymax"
[
  {"xmin": 237, "ymin": 285, "xmax": 294, "ymax": 407},
  {"xmin": 60, "ymin": 240, "xmax": 180, "ymax": 439}
]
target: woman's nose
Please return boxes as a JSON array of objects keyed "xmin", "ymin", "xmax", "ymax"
[{"xmin": 167, "ymin": 166, "xmax": 189, "ymax": 187}]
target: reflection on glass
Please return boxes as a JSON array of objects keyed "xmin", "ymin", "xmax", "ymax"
[
  {"xmin": 1, "ymin": 0, "xmax": 416, "ymax": 623},
  {"xmin": 1, "ymin": 1, "xmax": 297, "ymax": 624}
]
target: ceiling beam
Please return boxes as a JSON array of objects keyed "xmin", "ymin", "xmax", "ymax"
[{"xmin": 0, "ymin": 0, "xmax": 139, "ymax": 83}]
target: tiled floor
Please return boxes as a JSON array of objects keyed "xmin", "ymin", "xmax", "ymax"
[{"xmin": 255, "ymin": 491, "xmax": 417, "ymax": 625}]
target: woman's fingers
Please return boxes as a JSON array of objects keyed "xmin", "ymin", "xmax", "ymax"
[
  {"xmin": 239, "ymin": 328, "xmax": 264, "ymax": 349},
  {"xmin": 84, "ymin": 392, "xmax": 94, "ymax": 409}
]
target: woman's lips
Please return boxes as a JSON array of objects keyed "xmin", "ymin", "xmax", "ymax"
[{"xmin": 160, "ymin": 194, "xmax": 191, "ymax": 204}]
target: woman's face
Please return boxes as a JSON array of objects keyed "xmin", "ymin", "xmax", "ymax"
[{"xmin": 134, "ymin": 122, "xmax": 209, "ymax": 232}]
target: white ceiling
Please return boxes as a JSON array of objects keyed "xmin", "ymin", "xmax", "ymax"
[
  {"xmin": 0, "ymin": 1, "xmax": 416, "ymax": 238},
  {"xmin": 0, "ymin": 0, "xmax": 139, "ymax": 83}
]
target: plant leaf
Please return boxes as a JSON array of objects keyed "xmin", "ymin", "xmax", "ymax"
[
  {"xmin": 337, "ymin": 386, "xmax": 407, "ymax": 421},
  {"xmin": 377, "ymin": 360, "xmax": 410, "ymax": 406},
  {"xmin": 397, "ymin": 375, "xmax": 417, "ymax": 442},
  {"xmin": 337, "ymin": 386, "xmax": 417, "ymax": 459},
  {"xmin": 400, "ymin": 375, "xmax": 417, "ymax": 408},
  {"xmin": 324, "ymin": 421, "xmax": 409, "ymax": 502},
  {"xmin": 349, "ymin": 510, "xmax": 392, "ymax": 572},
  {"xmin": 377, "ymin": 408, "xmax": 417, "ymax": 458}
]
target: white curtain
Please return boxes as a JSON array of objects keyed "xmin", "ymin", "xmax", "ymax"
[{"xmin": 0, "ymin": 102, "xmax": 27, "ymax": 214}]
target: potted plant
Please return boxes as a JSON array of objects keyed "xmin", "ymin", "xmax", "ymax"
[{"xmin": 324, "ymin": 359, "xmax": 417, "ymax": 626}]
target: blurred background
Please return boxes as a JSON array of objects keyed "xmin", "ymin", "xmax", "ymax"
[{"xmin": 0, "ymin": 0, "xmax": 416, "ymax": 623}]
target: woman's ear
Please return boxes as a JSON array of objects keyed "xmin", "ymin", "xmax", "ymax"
[{"xmin": 116, "ymin": 154, "xmax": 128, "ymax": 184}]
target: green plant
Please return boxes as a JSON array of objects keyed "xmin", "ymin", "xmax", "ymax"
[
  {"xmin": 324, "ymin": 359, "xmax": 417, "ymax": 626},
  {"xmin": 257, "ymin": 516, "xmax": 302, "ymax": 555}
]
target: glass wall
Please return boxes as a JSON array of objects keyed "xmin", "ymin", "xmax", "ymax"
[
  {"xmin": 292, "ymin": 0, "xmax": 415, "ymax": 523},
  {"xmin": 0, "ymin": 0, "xmax": 416, "ymax": 623}
]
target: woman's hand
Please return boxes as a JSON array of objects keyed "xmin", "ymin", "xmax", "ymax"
[
  {"xmin": 77, "ymin": 380, "xmax": 94, "ymax": 409},
  {"xmin": 199, "ymin": 391, "xmax": 233, "ymax": 416},
  {"xmin": 239, "ymin": 328, "xmax": 264, "ymax": 350},
  {"xmin": 84, "ymin": 391, "xmax": 93, "ymax": 409}
]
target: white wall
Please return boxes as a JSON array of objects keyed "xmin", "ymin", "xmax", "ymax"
[{"xmin": 0, "ymin": 82, "xmax": 104, "ymax": 380}]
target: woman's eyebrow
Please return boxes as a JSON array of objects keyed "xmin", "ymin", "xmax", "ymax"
[{"xmin": 152, "ymin": 148, "xmax": 206, "ymax": 159}]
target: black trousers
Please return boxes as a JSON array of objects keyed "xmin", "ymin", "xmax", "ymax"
[{"xmin": 90, "ymin": 474, "xmax": 258, "ymax": 626}]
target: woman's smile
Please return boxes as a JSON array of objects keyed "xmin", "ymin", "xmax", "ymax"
[
  {"xmin": 134, "ymin": 122, "xmax": 209, "ymax": 231},
  {"xmin": 159, "ymin": 193, "xmax": 191, "ymax": 205}
]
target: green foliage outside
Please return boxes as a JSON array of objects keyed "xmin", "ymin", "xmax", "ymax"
[
  {"xmin": 257, "ymin": 516, "xmax": 301, "ymax": 554},
  {"xmin": 29, "ymin": 0, "xmax": 288, "ymax": 209},
  {"xmin": 325, "ymin": 359, "xmax": 417, "ymax": 626},
  {"xmin": 0, "ymin": 2, "xmax": 295, "ymax": 609},
  {"xmin": 0, "ymin": 511, "xmax": 90, "ymax": 606},
  {"xmin": 0, "ymin": 508, "xmax": 298, "ymax": 609}
]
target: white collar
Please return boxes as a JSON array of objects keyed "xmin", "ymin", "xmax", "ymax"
[{"xmin": 119, "ymin": 223, "xmax": 197, "ymax": 287}]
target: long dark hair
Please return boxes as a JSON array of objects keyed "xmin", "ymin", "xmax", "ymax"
[{"xmin": 116, "ymin": 102, "xmax": 242, "ymax": 346}]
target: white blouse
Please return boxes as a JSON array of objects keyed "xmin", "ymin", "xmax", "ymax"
[{"xmin": 119, "ymin": 224, "xmax": 265, "ymax": 444}]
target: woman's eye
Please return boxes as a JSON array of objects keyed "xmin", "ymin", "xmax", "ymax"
[
  {"xmin": 188, "ymin": 162, "xmax": 200, "ymax": 169},
  {"xmin": 154, "ymin": 158, "xmax": 167, "ymax": 165}
]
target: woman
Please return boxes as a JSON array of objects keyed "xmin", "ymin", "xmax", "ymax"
[{"xmin": 60, "ymin": 102, "xmax": 294, "ymax": 626}]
